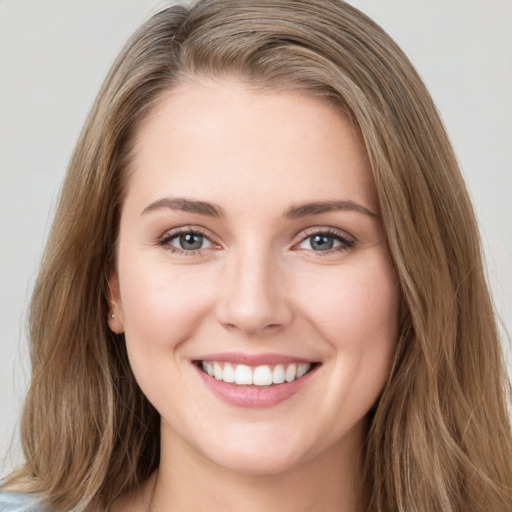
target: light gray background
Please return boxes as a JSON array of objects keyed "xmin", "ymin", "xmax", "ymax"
[{"xmin": 1, "ymin": 0, "xmax": 511, "ymax": 472}]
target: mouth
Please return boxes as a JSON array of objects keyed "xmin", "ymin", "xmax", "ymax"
[{"xmin": 194, "ymin": 360, "xmax": 320, "ymax": 387}]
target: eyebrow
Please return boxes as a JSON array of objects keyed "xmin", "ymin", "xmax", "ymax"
[
  {"xmin": 283, "ymin": 200, "xmax": 378, "ymax": 219},
  {"xmin": 141, "ymin": 197, "xmax": 225, "ymax": 217},
  {"xmin": 141, "ymin": 197, "xmax": 377, "ymax": 219}
]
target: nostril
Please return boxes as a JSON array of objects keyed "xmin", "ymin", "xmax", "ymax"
[{"xmin": 214, "ymin": 265, "xmax": 294, "ymax": 334}]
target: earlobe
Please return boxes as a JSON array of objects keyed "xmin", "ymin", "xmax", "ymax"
[{"xmin": 107, "ymin": 269, "xmax": 124, "ymax": 334}]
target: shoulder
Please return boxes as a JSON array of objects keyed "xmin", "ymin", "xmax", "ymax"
[{"xmin": 0, "ymin": 492, "xmax": 49, "ymax": 512}]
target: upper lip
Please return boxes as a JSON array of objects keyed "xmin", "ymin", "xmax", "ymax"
[{"xmin": 193, "ymin": 352, "xmax": 317, "ymax": 366}]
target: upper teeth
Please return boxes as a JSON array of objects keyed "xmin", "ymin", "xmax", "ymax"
[{"xmin": 201, "ymin": 361, "xmax": 312, "ymax": 386}]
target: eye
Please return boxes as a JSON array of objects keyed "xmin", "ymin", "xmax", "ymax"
[
  {"xmin": 295, "ymin": 230, "xmax": 355, "ymax": 253},
  {"xmin": 161, "ymin": 230, "xmax": 213, "ymax": 252}
]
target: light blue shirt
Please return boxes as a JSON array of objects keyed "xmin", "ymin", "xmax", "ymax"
[{"xmin": 0, "ymin": 492, "xmax": 48, "ymax": 512}]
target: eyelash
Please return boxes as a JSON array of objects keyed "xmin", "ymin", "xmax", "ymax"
[
  {"xmin": 291, "ymin": 228, "xmax": 356, "ymax": 256},
  {"xmin": 158, "ymin": 227, "xmax": 215, "ymax": 256},
  {"xmin": 157, "ymin": 227, "xmax": 356, "ymax": 256}
]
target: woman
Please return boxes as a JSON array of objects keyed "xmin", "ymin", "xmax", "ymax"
[{"xmin": 1, "ymin": 0, "xmax": 511, "ymax": 510}]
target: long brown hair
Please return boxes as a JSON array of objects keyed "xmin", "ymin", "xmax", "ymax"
[{"xmin": 4, "ymin": 1, "xmax": 512, "ymax": 510}]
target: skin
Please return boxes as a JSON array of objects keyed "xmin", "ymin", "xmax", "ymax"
[{"xmin": 108, "ymin": 80, "xmax": 399, "ymax": 512}]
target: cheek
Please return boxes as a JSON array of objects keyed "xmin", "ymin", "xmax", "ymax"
[
  {"xmin": 294, "ymin": 253, "xmax": 399, "ymax": 413},
  {"xmin": 296, "ymin": 258, "xmax": 399, "ymax": 350},
  {"xmin": 298, "ymin": 257, "xmax": 399, "ymax": 422},
  {"xmin": 118, "ymin": 252, "xmax": 217, "ymax": 352},
  {"xmin": 118, "ymin": 256, "xmax": 218, "ymax": 404}
]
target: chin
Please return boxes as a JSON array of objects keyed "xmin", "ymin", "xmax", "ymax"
[
  {"xmin": 208, "ymin": 445, "xmax": 307, "ymax": 476},
  {"xmin": 193, "ymin": 425, "xmax": 322, "ymax": 476}
]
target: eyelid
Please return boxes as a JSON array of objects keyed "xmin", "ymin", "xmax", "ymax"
[
  {"xmin": 156, "ymin": 225, "xmax": 356, "ymax": 255},
  {"xmin": 157, "ymin": 225, "xmax": 221, "ymax": 253},
  {"xmin": 291, "ymin": 226, "xmax": 357, "ymax": 253}
]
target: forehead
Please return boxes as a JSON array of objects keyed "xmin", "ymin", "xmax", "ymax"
[{"xmin": 125, "ymin": 80, "xmax": 375, "ymax": 215}]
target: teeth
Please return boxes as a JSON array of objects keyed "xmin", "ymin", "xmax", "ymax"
[
  {"xmin": 253, "ymin": 365, "xmax": 273, "ymax": 386},
  {"xmin": 297, "ymin": 363, "xmax": 310, "ymax": 378},
  {"xmin": 201, "ymin": 361, "xmax": 312, "ymax": 386},
  {"xmin": 285, "ymin": 363, "xmax": 297, "ymax": 383},
  {"xmin": 234, "ymin": 364, "xmax": 253, "ymax": 385},
  {"xmin": 213, "ymin": 362, "xmax": 223, "ymax": 380},
  {"xmin": 204, "ymin": 361, "xmax": 215, "ymax": 377},
  {"xmin": 272, "ymin": 364, "xmax": 285, "ymax": 384},
  {"xmin": 223, "ymin": 363, "xmax": 235, "ymax": 383}
]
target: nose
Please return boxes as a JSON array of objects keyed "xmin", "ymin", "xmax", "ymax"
[{"xmin": 215, "ymin": 247, "xmax": 294, "ymax": 335}]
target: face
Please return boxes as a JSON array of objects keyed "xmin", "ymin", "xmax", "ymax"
[{"xmin": 108, "ymin": 80, "xmax": 399, "ymax": 475}]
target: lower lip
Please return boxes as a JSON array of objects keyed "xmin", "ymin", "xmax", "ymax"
[{"xmin": 195, "ymin": 364, "xmax": 318, "ymax": 408}]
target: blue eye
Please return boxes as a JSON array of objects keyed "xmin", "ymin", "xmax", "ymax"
[
  {"xmin": 167, "ymin": 232, "xmax": 212, "ymax": 251},
  {"xmin": 309, "ymin": 234, "xmax": 337, "ymax": 251},
  {"xmin": 296, "ymin": 231, "xmax": 354, "ymax": 252}
]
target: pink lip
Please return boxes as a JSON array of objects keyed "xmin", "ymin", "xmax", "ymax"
[
  {"xmin": 193, "ymin": 362, "xmax": 320, "ymax": 409},
  {"xmin": 194, "ymin": 352, "xmax": 313, "ymax": 366}
]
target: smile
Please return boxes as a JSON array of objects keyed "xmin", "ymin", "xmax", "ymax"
[
  {"xmin": 193, "ymin": 356, "xmax": 321, "ymax": 408},
  {"xmin": 199, "ymin": 361, "xmax": 314, "ymax": 386}
]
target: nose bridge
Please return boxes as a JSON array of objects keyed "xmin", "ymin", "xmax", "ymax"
[{"xmin": 216, "ymin": 240, "xmax": 292, "ymax": 334}]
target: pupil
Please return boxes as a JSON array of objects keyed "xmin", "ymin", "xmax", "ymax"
[
  {"xmin": 311, "ymin": 235, "xmax": 333, "ymax": 251},
  {"xmin": 180, "ymin": 233, "xmax": 203, "ymax": 250}
]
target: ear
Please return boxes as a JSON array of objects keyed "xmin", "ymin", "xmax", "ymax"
[{"xmin": 107, "ymin": 268, "xmax": 125, "ymax": 334}]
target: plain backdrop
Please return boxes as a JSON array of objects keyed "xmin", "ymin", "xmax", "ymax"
[{"xmin": 1, "ymin": 0, "xmax": 511, "ymax": 472}]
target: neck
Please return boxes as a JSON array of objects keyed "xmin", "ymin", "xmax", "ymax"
[{"xmin": 147, "ymin": 422, "xmax": 364, "ymax": 512}]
